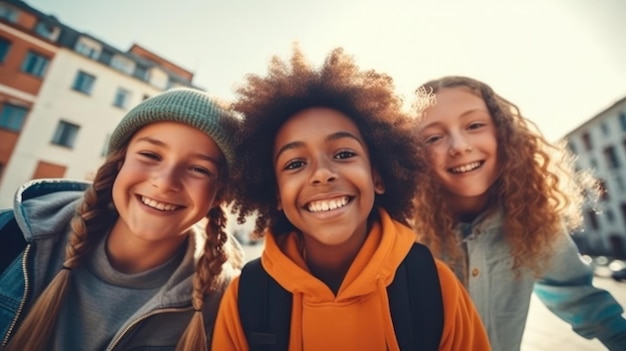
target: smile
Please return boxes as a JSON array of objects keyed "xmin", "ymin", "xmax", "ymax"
[
  {"xmin": 306, "ymin": 196, "xmax": 351, "ymax": 212},
  {"xmin": 140, "ymin": 196, "xmax": 181, "ymax": 211},
  {"xmin": 449, "ymin": 161, "xmax": 483, "ymax": 174}
]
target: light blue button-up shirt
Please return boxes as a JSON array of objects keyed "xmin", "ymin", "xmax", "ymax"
[{"xmin": 457, "ymin": 209, "xmax": 626, "ymax": 351}]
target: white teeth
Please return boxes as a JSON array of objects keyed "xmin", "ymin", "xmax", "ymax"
[
  {"xmin": 307, "ymin": 196, "xmax": 349, "ymax": 212},
  {"xmin": 450, "ymin": 161, "xmax": 482, "ymax": 174},
  {"xmin": 141, "ymin": 196, "xmax": 178, "ymax": 211}
]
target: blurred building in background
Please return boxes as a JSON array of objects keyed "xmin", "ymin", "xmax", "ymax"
[
  {"xmin": 0, "ymin": 0, "xmax": 198, "ymax": 207},
  {"xmin": 565, "ymin": 96, "xmax": 626, "ymax": 259}
]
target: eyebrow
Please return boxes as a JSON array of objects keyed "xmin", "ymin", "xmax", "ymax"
[
  {"xmin": 135, "ymin": 136, "xmax": 222, "ymax": 165},
  {"xmin": 274, "ymin": 131, "xmax": 364, "ymax": 162},
  {"xmin": 420, "ymin": 108, "xmax": 488, "ymax": 130}
]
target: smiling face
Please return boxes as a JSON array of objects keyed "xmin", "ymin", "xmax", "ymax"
[
  {"xmin": 111, "ymin": 121, "xmax": 224, "ymax": 249},
  {"xmin": 273, "ymin": 107, "xmax": 384, "ymax": 247},
  {"xmin": 417, "ymin": 87, "xmax": 499, "ymax": 215}
]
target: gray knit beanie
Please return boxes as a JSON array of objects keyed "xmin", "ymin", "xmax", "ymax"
[{"xmin": 108, "ymin": 87, "xmax": 239, "ymax": 172}]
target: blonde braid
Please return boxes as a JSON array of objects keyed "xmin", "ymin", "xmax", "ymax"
[
  {"xmin": 4, "ymin": 150, "xmax": 122, "ymax": 351},
  {"xmin": 176, "ymin": 206, "xmax": 229, "ymax": 351}
]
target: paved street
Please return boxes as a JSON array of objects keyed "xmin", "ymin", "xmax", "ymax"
[{"xmin": 241, "ymin": 242, "xmax": 626, "ymax": 350}]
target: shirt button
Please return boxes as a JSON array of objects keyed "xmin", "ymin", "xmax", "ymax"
[{"xmin": 471, "ymin": 268, "xmax": 479, "ymax": 277}]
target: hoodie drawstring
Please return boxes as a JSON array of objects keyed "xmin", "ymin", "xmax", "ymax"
[
  {"xmin": 289, "ymin": 291, "xmax": 304, "ymax": 351},
  {"xmin": 376, "ymin": 277, "xmax": 400, "ymax": 351}
]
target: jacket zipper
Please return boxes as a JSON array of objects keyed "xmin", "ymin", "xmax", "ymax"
[
  {"xmin": 0, "ymin": 243, "xmax": 195, "ymax": 349},
  {"xmin": 107, "ymin": 306, "xmax": 193, "ymax": 350},
  {"xmin": 1, "ymin": 245, "xmax": 32, "ymax": 348}
]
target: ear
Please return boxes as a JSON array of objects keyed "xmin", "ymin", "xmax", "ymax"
[{"xmin": 373, "ymin": 170, "xmax": 385, "ymax": 195}]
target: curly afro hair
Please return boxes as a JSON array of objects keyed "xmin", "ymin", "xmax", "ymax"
[{"xmin": 231, "ymin": 45, "xmax": 428, "ymax": 237}]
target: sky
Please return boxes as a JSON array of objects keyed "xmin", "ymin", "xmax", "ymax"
[{"xmin": 29, "ymin": 0, "xmax": 626, "ymax": 141}]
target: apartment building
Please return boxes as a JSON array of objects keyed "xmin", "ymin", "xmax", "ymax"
[
  {"xmin": 565, "ymin": 96, "xmax": 626, "ymax": 259},
  {"xmin": 0, "ymin": 0, "xmax": 58, "ymax": 195},
  {"xmin": 0, "ymin": 0, "xmax": 198, "ymax": 207}
]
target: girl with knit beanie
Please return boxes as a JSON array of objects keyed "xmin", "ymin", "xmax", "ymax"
[{"xmin": 0, "ymin": 87, "xmax": 244, "ymax": 351}]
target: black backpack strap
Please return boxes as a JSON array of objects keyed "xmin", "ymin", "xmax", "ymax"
[
  {"xmin": 239, "ymin": 244, "xmax": 443, "ymax": 351},
  {"xmin": 388, "ymin": 243, "xmax": 444, "ymax": 351},
  {"xmin": 238, "ymin": 257, "xmax": 292, "ymax": 351},
  {"xmin": 0, "ymin": 210, "xmax": 27, "ymax": 274}
]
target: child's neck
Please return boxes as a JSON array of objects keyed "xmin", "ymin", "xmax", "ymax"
[
  {"xmin": 300, "ymin": 228, "xmax": 368, "ymax": 295},
  {"xmin": 447, "ymin": 193, "xmax": 492, "ymax": 223}
]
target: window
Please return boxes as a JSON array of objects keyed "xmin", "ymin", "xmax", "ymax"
[
  {"xmin": 603, "ymin": 146, "xmax": 620, "ymax": 169},
  {"xmin": 601, "ymin": 122, "xmax": 610, "ymax": 136},
  {"xmin": 72, "ymin": 71, "xmax": 96, "ymax": 95},
  {"xmin": 0, "ymin": 3, "xmax": 18, "ymax": 23},
  {"xmin": 34, "ymin": 22, "xmax": 59, "ymax": 41},
  {"xmin": 0, "ymin": 104, "xmax": 28, "ymax": 132},
  {"xmin": 21, "ymin": 51, "xmax": 50, "ymax": 77},
  {"xmin": 133, "ymin": 64, "xmax": 149, "ymax": 81},
  {"xmin": 606, "ymin": 209, "xmax": 615, "ymax": 223},
  {"xmin": 617, "ymin": 176, "xmax": 625, "ymax": 192},
  {"xmin": 586, "ymin": 210, "xmax": 599, "ymax": 230},
  {"xmin": 98, "ymin": 49, "xmax": 113, "ymax": 65},
  {"xmin": 620, "ymin": 112, "xmax": 626, "ymax": 132},
  {"xmin": 581, "ymin": 132, "xmax": 592, "ymax": 151},
  {"xmin": 51, "ymin": 121, "xmax": 79, "ymax": 148},
  {"xmin": 74, "ymin": 37, "xmax": 101, "ymax": 60},
  {"xmin": 111, "ymin": 55, "xmax": 134, "ymax": 75},
  {"xmin": 0, "ymin": 37, "xmax": 10, "ymax": 63},
  {"xmin": 113, "ymin": 88, "xmax": 131, "ymax": 108},
  {"xmin": 75, "ymin": 43, "xmax": 99, "ymax": 59}
]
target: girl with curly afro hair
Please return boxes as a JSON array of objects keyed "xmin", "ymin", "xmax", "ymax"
[
  {"xmin": 412, "ymin": 75, "xmax": 626, "ymax": 351},
  {"xmin": 211, "ymin": 46, "xmax": 490, "ymax": 351}
]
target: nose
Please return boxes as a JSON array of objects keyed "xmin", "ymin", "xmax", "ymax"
[
  {"xmin": 448, "ymin": 133, "xmax": 472, "ymax": 156},
  {"xmin": 309, "ymin": 158, "xmax": 338, "ymax": 185},
  {"xmin": 151, "ymin": 165, "xmax": 182, "ymax": 192}
]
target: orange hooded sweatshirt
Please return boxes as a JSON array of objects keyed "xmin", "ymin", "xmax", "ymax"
[{"xmin": 212, "ymin": 209, "xmax": 491, "ymax": 350}]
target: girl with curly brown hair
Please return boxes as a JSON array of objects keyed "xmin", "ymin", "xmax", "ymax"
[
  {"xmin": 412, "ymin": 76, "xmax": 626, "ymax": 351},
  {"xmin": 211, "ymin": 47, "xmax": 490, "ymax": 351},
  {"xmin": 0, "ymin": 88, "xmax": 244, "ymax": 351}
]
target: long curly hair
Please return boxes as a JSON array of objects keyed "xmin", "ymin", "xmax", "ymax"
[
  {"xmin": 6, "ymin": 143, "xmax": 236, "ymax": 351},
  {"xmin": 230, "ymin": 45, "xmax": 427, "ymax": 236},
  {"xmin": 411, "ymin": 76, "xmax": 598, "ymax": 277}
]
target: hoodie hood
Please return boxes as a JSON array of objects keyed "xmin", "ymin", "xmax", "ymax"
[
  {"xmin": 263, "ymin": 208, "xmax": 414, "ymax": 300},
  {"xmin": 13, "ymin": 178, "xmax": 90, "ymax": 243},
  {"xmin": 260, "ymin": 208, "xmax": 415, "ymax": 351}
]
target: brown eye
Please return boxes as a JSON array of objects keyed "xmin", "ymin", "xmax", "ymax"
[
  {"xmin": 424, "ymin": 135, "xmax": 441, "ymax": 144},
  {"xmin": 138, "ymin": 152, "xmax": 160, "ymax": 161},
  {"xmin": 467, "ymin": 122, "xmax": 485, "ymax": 130},
  {"xmin": 335, "ymin": 150, "xmax": 355, "ymax": 159},
  {"xmin": 285, "ymin": 160, "xmax": 305, "ymax": 170}
]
